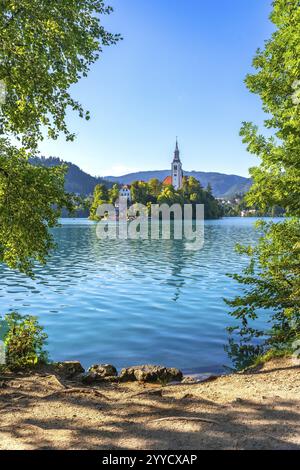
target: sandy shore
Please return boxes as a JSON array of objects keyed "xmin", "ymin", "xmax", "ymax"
[{"xmin": 0, "ymin": 358, "xmax": 299, "ymax": 450}]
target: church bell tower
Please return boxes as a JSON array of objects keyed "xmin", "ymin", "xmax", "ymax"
[{"xmin": 171, "ymin": 138, "xmax": 183, "ymax": 190}]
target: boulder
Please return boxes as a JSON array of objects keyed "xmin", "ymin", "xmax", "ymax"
[
  {"xmin": 88, "ymin": 364, "xmax": 117, "ymax": 378},
  {"xmin": 81, "ymin": 372, "xmax": 119, "ymax": 384},
  {"xmin": 80, "ymin": 364, "xmax": 118, "ymax": 384},
  {"xmin": 119, "ymin": 365, "xmax": 183, "ymax": 383},
  {"xmin": 81, "ymin": 371, "xmax": 98, "ymax": 385},
  {"xmin": 119, "ymin": 367, "xmax": 136, "ymax": 382},
  {"xmin": 54, "ymin": 361, "xmax": 84, "ymax": 378}
]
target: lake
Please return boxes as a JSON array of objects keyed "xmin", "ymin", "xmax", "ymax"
[{"xmin": 0, "ymin": 217, "xmax": 268, "ymax": 374}]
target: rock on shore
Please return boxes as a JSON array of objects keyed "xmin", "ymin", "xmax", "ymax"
[
  {"xmin": 53, "ymin": 362, "xmax": 184, "ymax": 384},
  {"xmin": 81, "ymin": 364, "xmax": 118, "ymax": 384},
  {"xmin": 53, "ymin": 361, "xmax": 85, "ymax": 378},
  {"xmin": 119, "ymin": 365, "xmax": 183, "ymax": 383}
]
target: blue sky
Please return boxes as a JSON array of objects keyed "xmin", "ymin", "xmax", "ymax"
[{"xmin": 38, "ymin": 0, "xmax": 274, "ymax": 178}]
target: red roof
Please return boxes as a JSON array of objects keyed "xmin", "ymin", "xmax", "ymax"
[{"xmin": 162, "ymin": 176, "xmax": 172, "ymax": 186}]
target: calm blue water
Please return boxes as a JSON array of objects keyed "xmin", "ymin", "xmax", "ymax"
[{"xmin": 0, "ymin": 218, "xmax": 269, "ymax": 373}]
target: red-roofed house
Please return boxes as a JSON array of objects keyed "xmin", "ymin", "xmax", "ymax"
[{"xmin": 162, "ymin": 175, "xmax": 172, "ymax": 186}]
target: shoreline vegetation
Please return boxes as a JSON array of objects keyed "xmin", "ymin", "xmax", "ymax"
[{"xmin": 87, "ymin": 179, "xmax": 284, "ymax": 222}]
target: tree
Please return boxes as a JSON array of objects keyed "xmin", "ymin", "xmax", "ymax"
[
  {"xmin": 202, "ymin": 189, "xmax": 223, "ymax": 219},
  {"xmin": 0, "ymin": 0, "xmax": 121, "ymax": 149},
  {"xmin": 240, "ymin": 1, "xmax": 300, "ymax": 216},
  {"xmin": 1, "ymin": 312, "xmax": 48, "ymax": 370},
  {"xmin": 180, "ymin": 176, "xmax": 222, "ymax": 219},
  {"xmin": 148, "ymin": 178, "xmax": 162, "ymax": 201},
  {"xmin": 0, "ymin": 139, "xmax": 71, "ymax": 275},
  {"xmin": 89, "ymin": 183, "xmax": 109, "ymax": 220},
  {"xmin": 109, "ymin": 184, "xmax": 120, "ymax": 204},
  {"xmin": 0, "ymin": 1, "xmax": 119, "ymax": 275},
  {"xmin": 130, "ymin": 181, "xmax": 149, "ymax": 205},
  {"xmin": 206, "ymin": 183, "xmax": 212, "ymax": 195},
  {"xmin": 157, "ymin": 185, "xmax": 184, "ymax": 206},
  {"xmin": 226, "ymin": 0, "xmax": 300, "ymax": 369}
]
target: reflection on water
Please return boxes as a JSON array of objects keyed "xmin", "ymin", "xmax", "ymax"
[{"xmin": 0, "ymin": 218, "xmax": 266, "ymax": 373}]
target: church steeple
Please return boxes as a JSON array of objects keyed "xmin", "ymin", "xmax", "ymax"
[
  {"xmin": 171, "ymin": 138, "xmax": 183, "ymax": 190},
  {"xmin": 173, "ymin": 138, "xmax": 180, "ymax": 162}
]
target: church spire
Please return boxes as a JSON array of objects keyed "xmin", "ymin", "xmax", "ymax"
[
  {"xmin": 171, "ymin": 138, "xmax": 183, "ymax": 190},
  {"xmin": 174, "ymin": 138, "xmax": 180, "ymax": 161}
]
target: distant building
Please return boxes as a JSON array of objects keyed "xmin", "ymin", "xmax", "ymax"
[
  {"xmin": 241, "ymin": 209, "xmax": 257, "ymax": 217},
  {"xmin": 163, "ymin": 139, "xmax": 183, "ymax": 190},
  {"xmin": 119, "ymin": 184, "xmax": 132, "ymax": 202}
]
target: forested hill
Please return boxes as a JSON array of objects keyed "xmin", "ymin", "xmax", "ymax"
[
  {"xmin": 105, "ymin": 170, "xmax": 251, "ymax": 198},
  {"xmin": 30, "ymin": 156, "xmax": 251, "ymax": 198},
  {"xmin": 29, "ymin": 156, "xmax": 113, "ymax": 195}
]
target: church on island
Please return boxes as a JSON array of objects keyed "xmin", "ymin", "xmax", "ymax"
[
  {"xmin": 162, "ymin": 139, "xmax": 183, "ymax": 190},
  {"xmin": 118, "ymin": 140, "xmax": 184, "ymax": 201}
]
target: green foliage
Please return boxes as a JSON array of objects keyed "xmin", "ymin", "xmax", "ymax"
[
  {"xmin": 147, "ymin": 178, "xmax": 162, "ymax": 200},
  {"xmin": 0, "ymin": 139, "xmax": 72, "ymax": 276},
  {"xmin": 240, "ymin": 0, "xmax": 300, "ymax": 216},
  {"xmin": 1, "ymin": 312, "xmax": 48, "ymax": 370},
  {"xmin": 109, "ymin": 184, "xmax": 120, "ymax": 204},
  {"xmin": 157, "ymin": 185, "xmax": 184, "ymax": 206},
  {"xmin": 252, "ymin": 348, "xmax": 292, "ymax": 369},
  {"xmin": 226, "ymin": 219, "xmax": 300, "ymax": 369},
  {"xmin": 0, "ymin": 1, "xmax": 119, "ymax": 274},
  {"xmin": 0, "ymin": 0, "xmax": 121, "ymax": 150},
  {"xmin": 89, "ymin": 177, "xmax": 223, "ymax": 220},
  {"xmin": 227, "ymin": 0, "xmax": 300, "ymax": 369},
  {"xmin": 130, "ymin": 181, "xmax": 150, "ymax": 205},
  {"xmin": 180, "ymin": 176, "xmax": 222, "ymax": 219},
  {"xmin": 29, "ymin": 156, "xmax": 114, "ymax": 196},
  {"xmin": 89, "ymin": 183, "xmax": 110, "ymax": 220}
]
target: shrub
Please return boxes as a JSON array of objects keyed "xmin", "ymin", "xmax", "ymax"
[{"xmin": 0, "ymin": 312, "xmax": 48, "ymax": 370}]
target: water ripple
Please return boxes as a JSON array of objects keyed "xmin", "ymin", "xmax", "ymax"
[{"xmin": 0, "ymin": 217, "xmax": 268, "ymax": 373}]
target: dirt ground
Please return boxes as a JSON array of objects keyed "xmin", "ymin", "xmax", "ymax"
[{"xmin": 0, "ymin": 358, "xmax": 299, "ymax": 450}]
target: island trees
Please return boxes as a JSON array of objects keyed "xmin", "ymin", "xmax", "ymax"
[
  {"xmin": 148, "ymin": 178, "xmax": 163, "ymax": 200},
  {"xmin": 0, "ymin": 1, "xmax": 120, "ymax": 276},
  {"xmin": 89, "ymin": 183, "xmax": 110, "ymax": 220},
  {"xmin": 226, "ymin": 0, "xmax": 300, "ymax": 369},
  {"xmin": 89, "ymin": 177, "xmax": 223, "ymax": 220}
]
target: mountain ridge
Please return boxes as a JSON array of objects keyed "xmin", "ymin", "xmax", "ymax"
[
  {"xmin": 29, "ymin": 156, "xmax": 251, "ymax": 198},
  {"xmin": 104, "ymin": 170, "xmax": 251, "ymax": 198}
]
